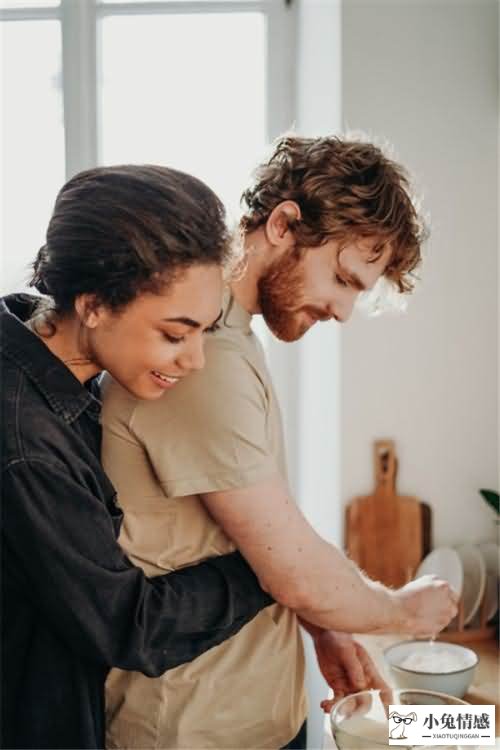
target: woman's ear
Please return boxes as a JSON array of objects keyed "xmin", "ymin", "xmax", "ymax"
[
  {"xmin": 74, "ymin": 294, "xmax": 102, "ymax": 329},
  {"xmin": 264, "ymin": 201, "xmax": 301, "ymax": 248}
]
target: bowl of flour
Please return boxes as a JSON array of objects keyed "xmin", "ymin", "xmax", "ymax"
[{"xmin": 384, "ymin": 640, "xmax": 478, "ymax": 698}]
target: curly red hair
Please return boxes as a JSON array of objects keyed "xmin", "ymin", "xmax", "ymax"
[{"xmin": 240, "ymin": 135, "xmax": 427, "ymax": 293}]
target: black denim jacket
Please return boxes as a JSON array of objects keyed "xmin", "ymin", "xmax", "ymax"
[{"xmin": 0, "ymin": 294, "xmax": 272, "ymax": 750}]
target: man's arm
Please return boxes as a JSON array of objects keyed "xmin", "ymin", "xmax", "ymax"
[
  {"xmin": 200, "ymin": 475, "xmax": 458, "ymax": 636},
  {"xmin": 2, "ymin": 460, "xmax": 272, "ymax": 677}
]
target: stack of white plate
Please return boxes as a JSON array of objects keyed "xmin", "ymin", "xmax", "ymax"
[
  {"xmin": 475, "ymin": 542, "xmax": 500, "ymax": 624},
  {"xmin": 414, "ymin": 542, "xmax": 499, "ymax": 626}
]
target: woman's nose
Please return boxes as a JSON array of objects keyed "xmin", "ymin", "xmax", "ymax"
[{"xmin": 177, "ymin": 337, "xmax": 206, "ymax": 372}]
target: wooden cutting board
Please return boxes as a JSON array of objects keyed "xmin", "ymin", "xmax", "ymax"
[{"xmin": 345, "ymin": 440, "xmax": 431, "ymax": 588}]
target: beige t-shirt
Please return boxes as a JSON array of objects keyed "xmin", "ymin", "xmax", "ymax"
[{"xmin": 101, "ymin": 292, "xmax": 306, "ymax": 749}]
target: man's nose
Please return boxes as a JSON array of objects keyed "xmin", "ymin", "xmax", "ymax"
[
  {"xmin": 177, "ymin": 336, "xmax": 206, "ymax": 372},
  {"xmin": 328, "ymin": 294, "xmax": 356, "ymax": 324}
]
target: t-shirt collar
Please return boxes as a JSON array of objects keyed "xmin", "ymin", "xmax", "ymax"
[{"xmin": 222, "ymin": 287, "xmax": 253, "ymax": 332}]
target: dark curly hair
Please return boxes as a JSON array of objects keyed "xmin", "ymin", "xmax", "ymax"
[
  {"xmin": 30, "ymin": 164, "xmax": 231, "ymax": 314},
  {"xmin": 240, "ymin": 135, "xmax": 427, "ymax": 293}
]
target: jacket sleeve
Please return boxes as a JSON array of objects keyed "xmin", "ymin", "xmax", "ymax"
[{"xmin": 1, "ymin": 459, "xmax": 273, "ymax": 676}]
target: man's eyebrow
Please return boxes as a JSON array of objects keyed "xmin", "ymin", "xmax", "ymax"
[{"xmin": 344, "ymin": 271, "xmax": 367, "ymax": 291}]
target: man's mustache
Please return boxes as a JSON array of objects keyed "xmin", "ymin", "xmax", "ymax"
[{"xmin": 301, "ymin": 306, "xmax": 331, "ymax": 322}]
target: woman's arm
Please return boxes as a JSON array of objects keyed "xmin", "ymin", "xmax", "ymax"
[{"xmin": 2, "ymin": 459, "xmax": 272, "ymax": 676}]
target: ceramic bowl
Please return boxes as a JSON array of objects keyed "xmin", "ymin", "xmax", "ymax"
[{"xmin": 383, "ymin": 640, "xmax": 478, "ymax": 698}]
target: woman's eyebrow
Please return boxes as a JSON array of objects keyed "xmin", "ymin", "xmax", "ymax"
[
  {"xmin": 162, "ymin": 316, "xmax": 200, "ymax": 328},
  {"xmin": 162, "ymin": 309, "xmax": 223, "ymax": 329}
]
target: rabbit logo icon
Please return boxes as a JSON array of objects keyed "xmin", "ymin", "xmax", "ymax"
[{"xmin": 388, "ymin": 711, "xmax": 417, "ymax": 740}]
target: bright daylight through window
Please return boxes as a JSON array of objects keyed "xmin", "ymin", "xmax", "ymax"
[{"xmin": 1, "ymin": 0, "xmax": 294, "ymax": 306}]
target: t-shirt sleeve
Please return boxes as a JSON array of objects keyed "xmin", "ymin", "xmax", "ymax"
[{"xmin": 130, "ymin": 343, "xmax": 278, "ymax": 497}]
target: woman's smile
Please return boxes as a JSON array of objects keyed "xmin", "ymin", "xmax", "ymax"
[{"xmin": 150, "ymin": 370, "xmax": 183, "ymax": 389}]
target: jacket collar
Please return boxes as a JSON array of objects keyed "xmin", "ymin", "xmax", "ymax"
[{"xmin": 1, "ymin": 294, "xmax": 101, "ymax": 424}]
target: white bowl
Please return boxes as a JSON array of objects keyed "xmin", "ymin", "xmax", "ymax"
[{"xmin": 383, "ymin": 640, "xmax": 478, "ymax": 698}]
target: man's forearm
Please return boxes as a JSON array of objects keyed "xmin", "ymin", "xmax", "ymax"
[
  {"xmin": 279, "ymin": 538, "xmax": 404, "ymax": 633},
  {"xmin": 200, "ymin": 478, "xmax": 454, "ymax": 637},
  {"xmin": 203, "ymin": 480, "xmax": 406, "ymax": 632},
  {"xmin": 296, "ymin": 585, "xmax": 400, "ymax": 633}
]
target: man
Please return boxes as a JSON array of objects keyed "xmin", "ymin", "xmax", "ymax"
[{"xmin": 102, "ymin": 136, "xmax": 457, "ymax": 749}]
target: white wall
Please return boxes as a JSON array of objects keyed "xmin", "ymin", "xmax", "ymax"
[
  {"xmin": 282, "ymin": 2, "xmax": 498, "ymax": 746},
  {"xmin": 278, "ymin": 3, "xmax": 343, "ymax": 748},
  {"xmin": 340, "ymin": 0, "xmax": 499, "ymax": 547}
]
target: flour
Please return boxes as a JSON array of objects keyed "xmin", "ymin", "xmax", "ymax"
[{"xmin": 400, "ymin": 647, "xmax": 471, "ymax": 673}]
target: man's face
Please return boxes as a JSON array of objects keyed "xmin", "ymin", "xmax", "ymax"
[
  {"xmin": 87, "ymin": 263, "xmax": 223, "ymax": 400},
  {"xmin": 257, "ymin": 238, "xmax": 391, "ymax": 342}
]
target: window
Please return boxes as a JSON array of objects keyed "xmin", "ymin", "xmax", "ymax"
[
  {"xmin": 100, "ymin": 10, "xmax": 265, "ymax": 219},
  {"xmin": 1, "ymin": 5, "xmax": 64, "ymax": 291},
  {"xmin": 1, "ymin": 0, "xmax": 295, "ymax": 293}
]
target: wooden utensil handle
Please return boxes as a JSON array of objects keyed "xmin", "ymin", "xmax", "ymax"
[{"xmin": 374, "ymin": 439, "xmax": 396, "ymax": 488}]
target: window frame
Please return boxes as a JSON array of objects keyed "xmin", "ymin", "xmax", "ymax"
[{"xmin": 1, "ymin": 0, "xmax": 296, "ymax": 178}]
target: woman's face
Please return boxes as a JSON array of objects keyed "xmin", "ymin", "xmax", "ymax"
[{"xmin": 88, "ymin": 264, "xmax": 224, "ymax": 400}]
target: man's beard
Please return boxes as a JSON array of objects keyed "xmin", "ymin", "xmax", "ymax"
[{"xmin": 257, "ymin": 250, "xmax": 311, "ymax": 342}]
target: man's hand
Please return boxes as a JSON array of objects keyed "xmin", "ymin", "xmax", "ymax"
[
  {"xmin": 393, "ymin": 575, "xmax": 459, "ymax": 638},
  {"xmin": 311, "ymin": 630, "xmax": 389, "ymax": 713}
]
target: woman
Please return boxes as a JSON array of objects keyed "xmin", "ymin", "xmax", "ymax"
[{"xmin": 0, "ymin": 165, "xmax": 273, "ymax": 750}]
